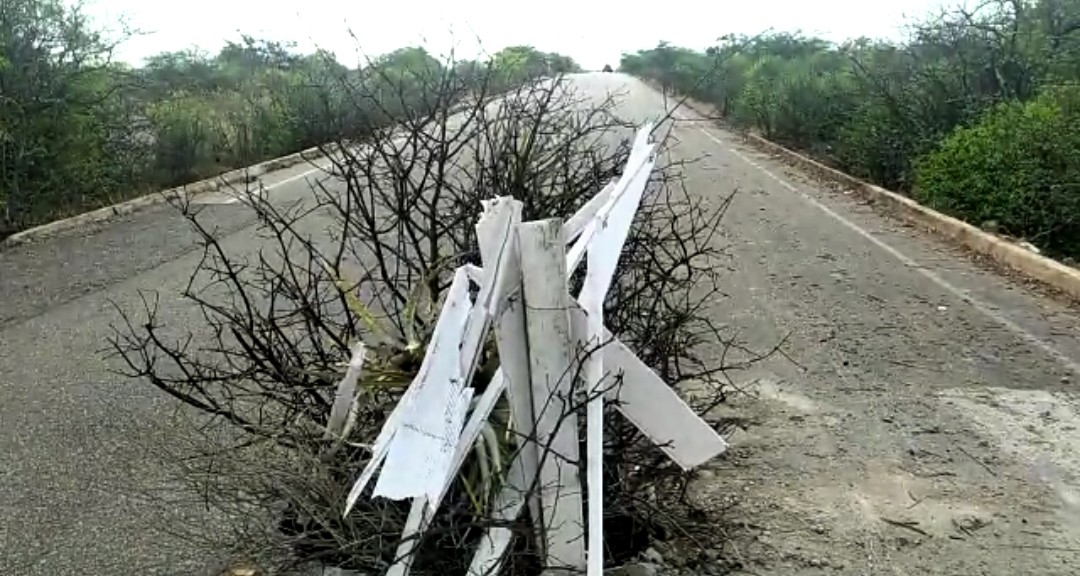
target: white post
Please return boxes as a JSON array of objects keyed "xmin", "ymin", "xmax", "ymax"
[
  {"xmin": 476, "ymin": 199, "xmax": 544, "ymax": 546},
  {"xmin": 517, "ymin": 218, "xmax": 586, "ymax": 574},
  {"xmin": 581, "ymin": 301, "xmax": 604, "ymax": 576}
]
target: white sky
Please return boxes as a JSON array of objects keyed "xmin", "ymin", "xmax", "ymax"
[{"xmin": 85, "ymin": 0, "xmax": 956, "ymax": 70}]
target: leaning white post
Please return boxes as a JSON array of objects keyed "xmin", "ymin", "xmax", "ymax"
[
  {"xmin": 516, "ymin": 218, "xmax": 587, "ymax": 573},
  {"xmin": 380, "ymin": 199, "xmax": 523, "ymax": 576}
]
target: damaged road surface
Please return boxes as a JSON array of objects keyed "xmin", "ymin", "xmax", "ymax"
[
  {"xmin": 626, "ymin": 80, "xmax": 1080, "ymax": 574},
  {"xmin": 4, "ymin": 73, "xmax": 1080, "ymax": 575}
]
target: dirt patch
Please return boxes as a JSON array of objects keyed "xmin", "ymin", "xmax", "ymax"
[
  {"xmin": 943, "ymin": 387, "xmax": 1080, "ymax": 536},
  {"xmin": 690, "ymin": 378, "xmax": 1080, "ymax": 575}
]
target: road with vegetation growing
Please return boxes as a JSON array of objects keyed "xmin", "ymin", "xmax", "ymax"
[
  {"xmin": 6, "ymin": 0, "xmax": 1080, "ymax": 574},
  {"xmin": 3, "ymin": 71, "xmax": 1080, "ymax": 575}
]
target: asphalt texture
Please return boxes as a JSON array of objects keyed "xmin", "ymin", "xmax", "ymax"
[{"xmin": 3, "ymin": 73, "xmax": 1080, "ymax": 574}]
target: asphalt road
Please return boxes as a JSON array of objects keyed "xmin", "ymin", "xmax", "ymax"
[{"xmin": 3, "ymin": 73, "xmax": 1080, "ymax": 575}]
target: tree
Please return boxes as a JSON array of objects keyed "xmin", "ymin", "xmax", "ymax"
[
  {"xmin": 0, "ymin": 0, "xmax": 138, "ymax": 235},
  {"xmin": 618, "ymin": 4, "xmax": 1080, "ymax": 256},
  {"xmin": 491, "ymin": 45, "xmax": 582, "ymax": 86},
  {"xmin": 0, "ymin": 13, "xmax": 590, "ymax": 241},
  {"xmin": 915, "ymin": 87, "xmax": 1080, "ymax": 256}
]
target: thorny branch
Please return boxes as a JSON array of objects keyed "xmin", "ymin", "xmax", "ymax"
[{"xmin": 108, "ymin": 57, "xmax": 777, "ymax": 574}]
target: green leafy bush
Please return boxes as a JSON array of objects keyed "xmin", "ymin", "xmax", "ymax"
[
  {"xmin": 833, "ymin": 100, "xmax": 919, "ymax": 190},
  {"xmin": 622, "ymin": 13, "xmax": 1080, "ymax": 257},
  {"xmin": 147, "ymin": 96, "xmax": 227, "ymax": 187},
  {"xmin": 1, "ymin": 0, "xmax": 585, "ymax": 238},
  {"xmin": 915, "ymin": 88, "xmax": 1080, "ymax": 257}
]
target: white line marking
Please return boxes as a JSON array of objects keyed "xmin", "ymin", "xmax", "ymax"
[
  {"xmin": 221, "ymin": 163, "xmax": 332, "ymax": 204},
  {"xmin": 694, "ymin": 125, "xmax": 1080, "ymax": 376},
  {"xmin": 218, "ymin": 133, "xmax": 431, "ymax": 204},
  {"xmin": 266, "ymin": 164, "xmax": 331, "ymax": 190}
]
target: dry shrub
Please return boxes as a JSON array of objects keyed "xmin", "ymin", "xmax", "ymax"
[{"xmin": 111, "ymin": 57, "xmax": 747, "ymax": 575}]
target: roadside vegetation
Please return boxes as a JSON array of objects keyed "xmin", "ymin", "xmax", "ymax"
[
  {"xmin": 622, "ymin": 0, "xmax": 1080, "ymax": 259},
  {"xmin": 0, "ymin": 0, "xmax": 580, "ymax": 239}
]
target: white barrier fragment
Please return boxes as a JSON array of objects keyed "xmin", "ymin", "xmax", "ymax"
[
  {"xmin": 343, "ymin": 269, "xmax": 473, "ymax": 513},
  {"xmin": 341, "ymin": 123, "xmax": 727, "ymax": 576},
  {"xmin": 518, "ymin": 218, "xmax": 586, "ymax": 570}
]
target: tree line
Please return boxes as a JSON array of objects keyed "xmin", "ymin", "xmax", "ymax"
[
  {"xmin": 0, "ymin": 0, "xmax": 580, "ymax": 238},
  {"xmin": 622, "ymin": 0, "xmax": 1080, "ymax": 259}
]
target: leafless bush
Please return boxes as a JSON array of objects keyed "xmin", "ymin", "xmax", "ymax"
[{"xmin": 111, "ymin": 58, "xmax": 746, "ymax": 575}]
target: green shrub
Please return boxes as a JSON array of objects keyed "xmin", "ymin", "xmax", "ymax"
[
  {"xmin": 834, "ymin": 100, "xmax": 919, "ymax": 191},
  {"xmin": 914, "ymin": 88, "xmax": 1080, "ymax": 257},
  {"xmin": 147, "ymin": 96, "xmax": 227, "ymax": 187}
]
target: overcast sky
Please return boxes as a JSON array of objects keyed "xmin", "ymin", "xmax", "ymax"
[{"xmin": 85, "ymin": 0, "xmax": 956, "ymax": 70}]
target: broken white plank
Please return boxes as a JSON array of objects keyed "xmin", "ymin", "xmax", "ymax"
[
  {"xmin": 567, "ymin": 304, "xmax": 727, "ymax": 470},
  {"xmin": 344, "ymin": 268, "xmax": 472, "ymax": 515},
  {"xmin": 384, "ymin": 373, "xmax": 505, "ymax": 576},
  {"xmin": 373, "ymin": 271, "xmax": 473, "ymax": 501},
  {"xmin": 458, "ymin": 198, "xmax": 518, "ymax": 384},
  {"xmin": 625, "ymin": 123, "xmax": 654, "ymax": 172},
  {"xmin": 442, "ymin": 371, "xmax": 506, "ymax": 505},
  {"xmin": 425, "ymin": 197, "xmax": 524, "ymax": 513},
  {"xmin": 517, "ymin": 218, "xmax": 586, "ymax": 572},
  {"xmin": 566, "ymin": 143, "xmax": 657, "ymax": 274},
  {"xmin": 351, "ymin": 200, "xmax": 516, "ymax": 512},
  {"xmin": 578, "ymin": 161, "xmax": 655, "ymax": 306},
  {"xmin": 563, "ymin": 179, "xmax": 615, "ymax": 243},
  {"xmin": 382, "ymin": 200, "xmax": 521, "ymax": 576},
  {"xmin": 388, "ymin": 496, "xmax": 426, "ymax": 576}
]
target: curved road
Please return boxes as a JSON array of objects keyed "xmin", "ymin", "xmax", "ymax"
[{"xmin": 3, "ymin": 73, "xmax": 1080, "ymax": 575}]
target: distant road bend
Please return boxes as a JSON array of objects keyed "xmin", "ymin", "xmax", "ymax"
[{"xmin": 3, "ymin": 73, "xmax": 1080, "ymax": 575}]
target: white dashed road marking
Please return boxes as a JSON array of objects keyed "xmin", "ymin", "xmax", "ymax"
[{"xmin": 219, "ymin": 162, "xmax": 332, "ymax": 204}]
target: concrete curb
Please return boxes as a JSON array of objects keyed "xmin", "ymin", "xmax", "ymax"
[
  {"xmin": 0, "ymin": 144, "xmax": 329, "ymax": 250},
  {"xmin": 662, "ymin": 90, "xmax": 1080, "ymax": 301},
  {"xmin": 736, "ymin": 132, "xmax": 1080, "ymax": 301}
]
